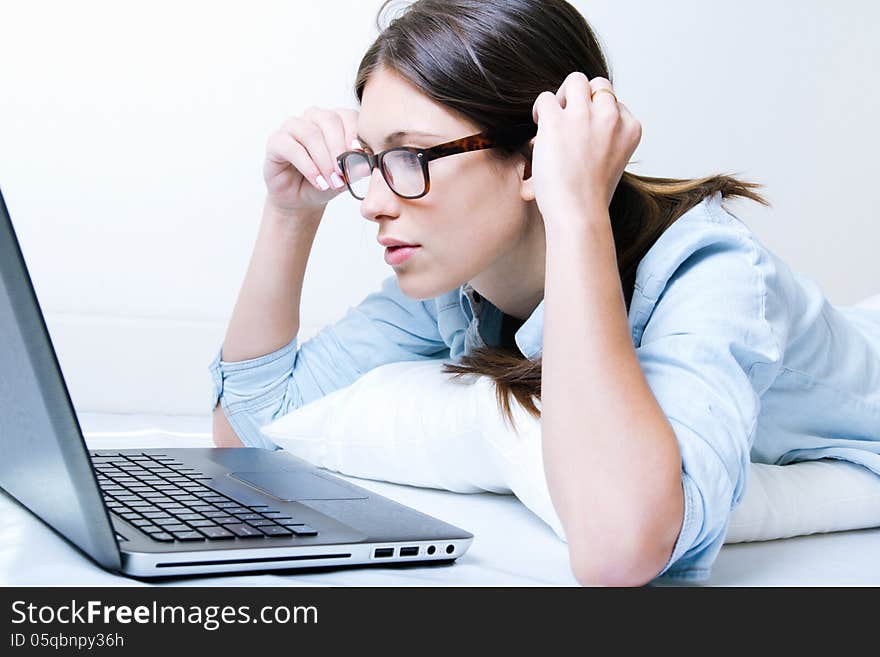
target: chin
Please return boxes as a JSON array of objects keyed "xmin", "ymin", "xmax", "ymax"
[{"xmin": 396, "ymin": 272, "xmax": 461, "ymax": 301}]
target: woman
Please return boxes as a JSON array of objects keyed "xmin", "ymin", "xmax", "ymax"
[{"xmin": 209, "ymin": 0, "xmax": 880, "ymax": 586}]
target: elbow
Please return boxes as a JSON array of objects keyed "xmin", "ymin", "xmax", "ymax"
[
  {"xmin": 568, "ymin": 538, "xmax": 665, "ymax": 588},
  {"xmin": 569, "ymin": 534, "xmax": 675, "ymax": 587},
  {"xmin": 568, "ymin": 493, "xmax": 684, "ymax": 587}
]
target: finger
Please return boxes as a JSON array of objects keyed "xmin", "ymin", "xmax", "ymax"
[
  {"xmin": 301, "ymin": 107, "xmax": 347, "ymax": 187},
  {"xmin": 617, "ymin": 100, "xmax": 643, "ymax": 149},
  {"xmin": 265, "ymin": 129, "xmax": 326, "ymax": 191},
  {"xmin": 556, "ymin": 71, "xmax": 592, "ymax": 113},
  {"xmin": 588, "ymin": 77, "xmax": 617, "ymax": 109},
  {"xmin": 333, "ymin": 107, "xmax": 361, "ymax": 153},
  {"xmin": 283, "ymin": 114, "xmax": 335, "ymax": 181},
  {"xmin": 532, "ymin": 90, "xmax": 560, "ymax": 125}
]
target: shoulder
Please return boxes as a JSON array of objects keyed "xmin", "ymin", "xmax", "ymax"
[
  {"xmin": 633, "ymin": 191, "xmax": 765, "ymax": 303},
  {"xmin": 630, "ymin": 192, "xmax": 783, "ymax": 367}
]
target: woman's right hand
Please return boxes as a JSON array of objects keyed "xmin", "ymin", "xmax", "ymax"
[{"xmin": 263, "ymin": 106, "xmax": 360, "ymax": 213}]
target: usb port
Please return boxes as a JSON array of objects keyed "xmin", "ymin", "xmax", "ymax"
[
  {"xmin": 374, "ymin": 548, "xmax": 394, "ymax": 558},
  {"xmin": 400, "ymin": 546, "xmax": 419, "ymax": 557}
]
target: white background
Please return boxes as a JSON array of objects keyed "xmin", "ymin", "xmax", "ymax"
[{"xmin": 1, "ymin": 0, "xmax": 878, "ymax": 415}]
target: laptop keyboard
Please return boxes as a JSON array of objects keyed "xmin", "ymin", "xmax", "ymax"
[{"xmin": 89, "ymin": 451, "xmax": 319, "ymax": 543}]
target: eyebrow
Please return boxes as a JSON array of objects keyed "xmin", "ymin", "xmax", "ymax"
[{"xmin": 355, "ymin": 129, "xmax": 444, "ymax": 149}]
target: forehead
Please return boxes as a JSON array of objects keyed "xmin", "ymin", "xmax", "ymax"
[{"xmin": 358, "ymin": 67, "xmax": 475, "ymax": 146}]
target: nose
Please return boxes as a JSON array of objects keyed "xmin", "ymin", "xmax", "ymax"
[{"xmin": 359, "ymin": 166, "xmax": 400, "ymax": 223}]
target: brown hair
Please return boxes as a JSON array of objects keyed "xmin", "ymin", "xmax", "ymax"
[{"xmin": 354, "ymin": 0, "xmax": 770, "ymax": 433}]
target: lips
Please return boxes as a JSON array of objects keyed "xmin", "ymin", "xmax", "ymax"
[
  {"xmin": 378, "ymin": 237, "xmax": 420, "ymax": 248},
  {"xmin": 384, "ymin": 244, "xmax": 420, "ymax": 266}
]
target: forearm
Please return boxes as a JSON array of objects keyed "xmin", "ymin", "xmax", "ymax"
[
  {"xmin": 221, "ymin": 198, "xmax": 324, "ymax": 362},
  {"xmin": 541, "ymin": 204, "xmax": 683, "ymax": 585}
]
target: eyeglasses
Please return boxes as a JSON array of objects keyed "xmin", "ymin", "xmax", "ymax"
[{"xmin": 336, "ymin": 123, "xmax": 537, "ymax": 200}]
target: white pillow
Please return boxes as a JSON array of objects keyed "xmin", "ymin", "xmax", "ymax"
[{"xmin": 261, "ymin": 356, "xmax": 880, "ymax": 545}]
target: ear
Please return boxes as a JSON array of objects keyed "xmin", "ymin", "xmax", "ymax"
[{"xmin": 519, "ymin": 138, "xmax": 535, "ymax": 203}]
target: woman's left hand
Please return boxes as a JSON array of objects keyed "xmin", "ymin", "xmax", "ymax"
[{"xmin": 529, "ymin": 71, "xmax": 642, "ymax": 224}]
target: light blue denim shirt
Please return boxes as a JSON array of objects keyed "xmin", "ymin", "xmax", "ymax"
[{"xmin": 209, "ymin": 191, "xmax": 880, "ymax": 583}]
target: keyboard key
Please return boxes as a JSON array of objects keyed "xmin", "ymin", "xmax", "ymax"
[
  {"xmin": 130, "ymin": 519, "xmax": 154, "ymax": 527},
  {"xmin": 233, "ymin": 513, "xmax": 263, "ymax": 521},
  {"xmin": 174, "ymin": 513, "xmax": 204, "ymax": 521},
  {"xmin": 187, "ymin": 520, "xmax": 218, "ymax": 528},
  {"xmin": 190, "ymin": 505, "xmax": 217, "ymax": 513},
  {"xmin": 247, "ymin": 519, "xmax": 278, "ymax": 527},
  {"xmin": 276, "ymin": 519, "xmax": 305, "ymax": 526},
  {"xmin": 198, "ymin": 527, "xmax": 234, "ymax": 540},
  {"xmin": 214, "ymin": 517, "xmax": 241, "ymax": 525},
  {"xmin": 225, "ymin": 524, "xmax": 264, "ymax": 538},
  {"xmin": 171, "ymin": 531, "xmax": 205, "ymax": 541},
  {"xmin": 290, "ymin": 525, "xmax": 318, "ymax": 536},
  {"xmin": 258, "ymin": 526, "xmax": 293, "ymax": 537},
  {"xmin": 150, "ymin": 533, "xmax": 174, "ymax": 542},
  {"xmin": 222, "ymin": 506, "xmax": 250, "ymax": 514}
]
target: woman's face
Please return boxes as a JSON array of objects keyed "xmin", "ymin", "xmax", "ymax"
[{"xmin": 357, "ymin": 66, "xmax": 539, "ymax": 301}]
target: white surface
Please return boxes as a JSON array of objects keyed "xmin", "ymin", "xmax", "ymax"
[
  {"xmin": 2, "ymin": 412, "xmax": 880, "ymax": 586},
  {"xmin": 262, "ymin": 358, "xmax": 880, "ymax": 546},
  {"xmin": 0, "ymin": 1, "xmax": 878, "ymax": 415}
]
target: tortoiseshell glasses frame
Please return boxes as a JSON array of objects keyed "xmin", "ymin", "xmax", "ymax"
[{"xmin": 336, "ymin": 122, "xmax": 537, "ymax": 200}]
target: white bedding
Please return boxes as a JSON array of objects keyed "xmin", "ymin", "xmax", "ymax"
[{"xmin": 2, "ymin": 412, "xmax": 879, "ymax": 586}]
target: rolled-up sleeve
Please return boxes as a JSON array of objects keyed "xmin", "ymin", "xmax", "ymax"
[
  {"xmin": 209, "ymin": 336, "xmax": 300, "ymax": 449},
  {"xmin": 635, "ymin": 234, "xmax": 785, "ymax": 583},
  {"xmin": 209, "ymin": 274, "xmax": 449, "ymax": 449}
]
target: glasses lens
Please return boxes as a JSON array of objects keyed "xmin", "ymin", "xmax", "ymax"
[
  {"xmin": 341, "ymin": 149, "xmax": 426, "ymax": 199},
  {"xmin": 383, "ymin": 149, "xmax": 425, "ymax": 198},
  {"xmin": 341, "ymin": 152, "xmax": 372, "ymax": 199}
]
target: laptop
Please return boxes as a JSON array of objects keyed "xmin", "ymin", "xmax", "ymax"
[{"xmin": 0, "ymin": 186, "xmax": 473, "ymax": 578}]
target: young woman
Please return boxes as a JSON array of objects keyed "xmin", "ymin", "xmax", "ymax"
[{"xmin": 209, "ymin": 0, "xmax": 880, "ymax": 586}]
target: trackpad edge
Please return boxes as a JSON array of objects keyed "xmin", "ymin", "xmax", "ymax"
[{"xmin": 229, "ymin": 470, "xmax": 369, "ymax": 501}]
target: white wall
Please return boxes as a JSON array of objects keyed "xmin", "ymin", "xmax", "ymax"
[{"xmin": 1, "ymin": 0, "xmax": 877, "ymax": 416}]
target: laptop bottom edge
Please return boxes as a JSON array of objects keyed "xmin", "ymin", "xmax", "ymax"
[{"xmin": 120, "ymin": 537, "xmax": 473, "ymax": 578}]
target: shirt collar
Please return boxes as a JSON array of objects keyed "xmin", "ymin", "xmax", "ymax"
[{"xmin": 460, "ymin": 282, "xmax": 544, "ymax": 360}]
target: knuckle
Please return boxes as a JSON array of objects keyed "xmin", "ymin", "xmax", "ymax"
[
  {"xmin": 282, "ymin": 115, "xmax": 303, "ymax": 133},
  {"xmin": 303, "ymin": 122, "xmax": 322, "ymax": 141}
]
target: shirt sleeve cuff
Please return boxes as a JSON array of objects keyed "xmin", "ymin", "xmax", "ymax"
[
  {"xmin": 656, "ymin": 469, "xmax": 703, "ymax": 578},
  {"xmin": 208, "ymin": 336, "xmax": 300, "ymax": 449}
]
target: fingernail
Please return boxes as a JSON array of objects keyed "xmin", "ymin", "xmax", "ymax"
[
  {"xmin": 315, "ymin": 175, "xmax": 329, "ymax": 191},
  {"xmin": 330, "ymin": 172, "xmax": 345, "ymax": 188}
]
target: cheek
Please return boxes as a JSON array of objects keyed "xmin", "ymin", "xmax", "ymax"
[{"xmin": 424, "ymin": 158, "xmax": 523, "ymax": 257}]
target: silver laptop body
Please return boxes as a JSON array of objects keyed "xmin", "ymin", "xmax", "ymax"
[{"xmin": 0, "ymin": 186, "xmax": 473, "ymax": 578}]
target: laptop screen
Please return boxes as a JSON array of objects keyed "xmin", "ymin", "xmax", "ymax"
[{"xmin": 0, "ymin": 186, "xmax": 121, "ymax": 572}]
